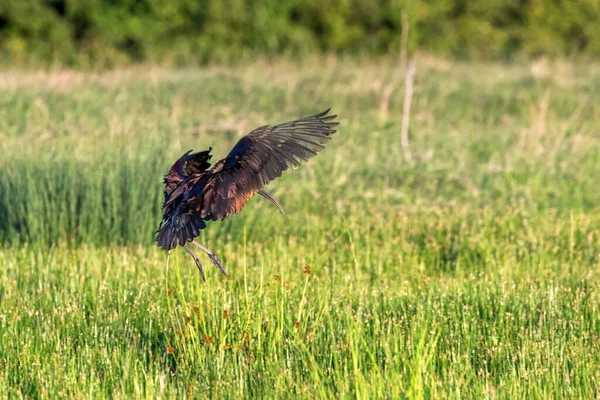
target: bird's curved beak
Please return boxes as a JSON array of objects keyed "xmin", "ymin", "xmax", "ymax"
[{"xmin": 258, "ymin": 189, "xmax": 285, "ymax": 215}]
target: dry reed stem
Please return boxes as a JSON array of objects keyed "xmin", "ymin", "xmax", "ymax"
[{"xmin": 401, "ymin": 61, "xmax": 416, "ymax": 165}]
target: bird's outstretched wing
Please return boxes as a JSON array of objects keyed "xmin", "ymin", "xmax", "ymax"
[
  {"xmin": 163, "ymin": 149, "xmax": 213, "ymax": 199},
  {"xmin": 197, "ymin": 109, "xmax": 338, "ymax": 220}
]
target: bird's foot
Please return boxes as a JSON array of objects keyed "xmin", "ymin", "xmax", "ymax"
[
  {"xmin": 209, "ymin": 254, "xmax": 228, "ymax": 276},
  {"xmin": 184, "ymin": 244, "xmax": 206, "ymax": 282},
  {"xmin": 194, "ymin": 258, "xmax": 206, "ymax": 282}
]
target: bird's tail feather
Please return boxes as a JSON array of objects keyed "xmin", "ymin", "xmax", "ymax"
[{"xmin": 156, "ymin": 210, "xmax": 207, "ymax": 250}]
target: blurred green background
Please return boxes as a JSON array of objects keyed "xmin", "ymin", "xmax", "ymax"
[
  {"xmin": 3, "ymin": 2, "xmax": 600, "ymax": 398},
  {"xmin": 2, "ymin": 0, "xmax": 600, "ymax": 67}
]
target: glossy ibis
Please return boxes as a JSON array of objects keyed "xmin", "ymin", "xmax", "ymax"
[{"xmin": 156, "ymin": 109, "xmax": 338, "ymax": 281}]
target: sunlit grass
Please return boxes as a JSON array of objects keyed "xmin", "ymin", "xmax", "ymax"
[{"xmin": 1, "ymin": 59, "xmax": 600, "ymax": 398}]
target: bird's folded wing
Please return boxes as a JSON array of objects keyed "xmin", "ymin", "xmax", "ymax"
[
  {"xmin": 197, "ymin": 109, "xmax": 338, "ymax": 220},
  {"xmin": 163, "ymin": 149, "xmax": 213, "ymax": 199}
]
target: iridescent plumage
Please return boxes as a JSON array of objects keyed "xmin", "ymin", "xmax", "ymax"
[{"xmin": 155, "ymin": 109, "xmax": 338, "ymax": 280}]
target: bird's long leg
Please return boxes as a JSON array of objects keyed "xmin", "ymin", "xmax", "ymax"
[
  {"xmin": 257, "ymin": 189, "xmax": 285, "ymax": 215},
  {"xmin": 183, "ymin": 244, "xmax": 206, "ymax": 282},
  {"xmin": 191, "ymin": 240, "xmax": 228, "ymax": 277}
]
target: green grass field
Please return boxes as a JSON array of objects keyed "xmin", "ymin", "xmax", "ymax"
[{"xmin": 1, "ymin": 59, "xmax": 600, "ymax": 398}]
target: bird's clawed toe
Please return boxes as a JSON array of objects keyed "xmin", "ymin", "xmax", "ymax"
[
  {"xmin": 184, "ymin": 244, "xmax": 206, "ymax": 282},
  {"xmin": 194, "ymin": 257, "xmax": 206, "ymax": 282},
  {"xmin": 210, "ymin": 254, "xmax": 228, "ymax": 276},
  {"xmin": 190, "ymin": 240, "xmax": 227, "ymax": 278}
]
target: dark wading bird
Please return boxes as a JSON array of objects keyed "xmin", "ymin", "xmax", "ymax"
[{"xmin": 155, "ymin": 109, "xmax": 338, "ymax": 281}]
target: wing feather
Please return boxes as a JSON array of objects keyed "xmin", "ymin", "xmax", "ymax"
[
  {"xmin": 197, "ymin": 109, "xmax": 338, "ymax": 220},
  {"xmin": 163, "ymin": 148, "xmax": 212, "ymax": 199}
]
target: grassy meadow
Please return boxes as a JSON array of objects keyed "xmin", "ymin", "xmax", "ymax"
[{"xmin": 1, "ymin": 59, "xmax": 600, "ymax": 398}]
